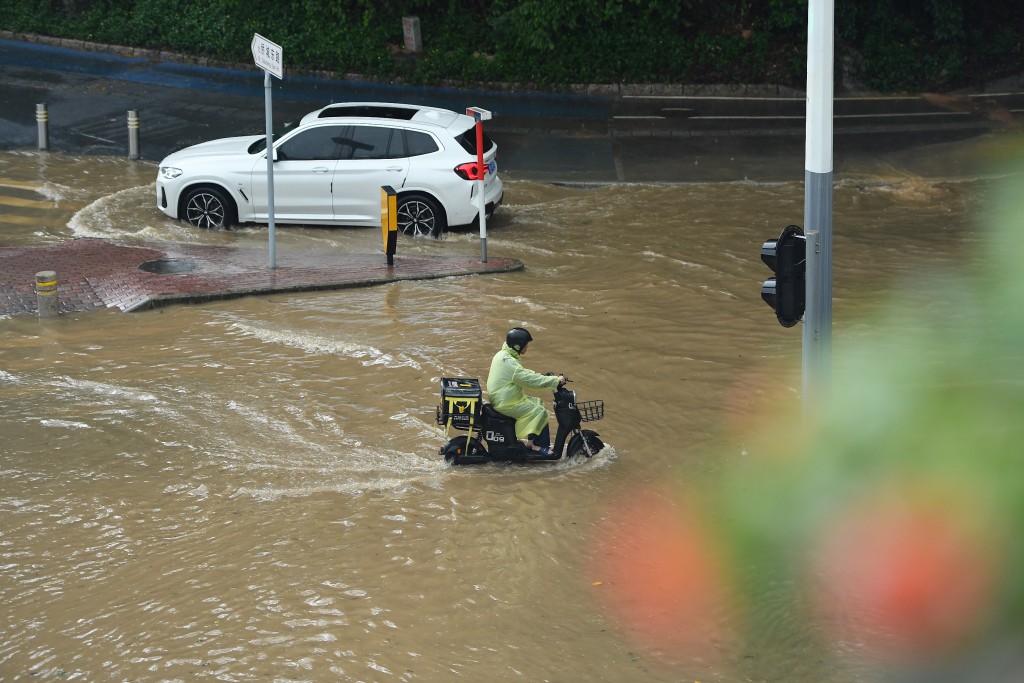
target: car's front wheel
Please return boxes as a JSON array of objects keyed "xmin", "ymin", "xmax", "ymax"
[
  {"xmin": 182, "ymin": 186, "xmax": 235, "ymax": 230},
  {"xmin": 397, "ymin": 194, "xmax": 445, "ymax": 238}
]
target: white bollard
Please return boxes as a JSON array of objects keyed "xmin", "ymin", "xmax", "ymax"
[
  {"xmin": 128, "ymin": 110, "xmax": 140, "ymax": 160},
  {"xmin": 36, "ymin": 103, "xmax": 49, "ymax": 151}
]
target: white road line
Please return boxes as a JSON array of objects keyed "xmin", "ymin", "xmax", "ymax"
[{"xmin": 612, "ymin": 111, "xmax": 974, "ymax": 121}]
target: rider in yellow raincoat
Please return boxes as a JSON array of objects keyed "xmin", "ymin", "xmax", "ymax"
[{"xmin": 487, "ymin": 328, "xmax": 565, "ymax": 455}]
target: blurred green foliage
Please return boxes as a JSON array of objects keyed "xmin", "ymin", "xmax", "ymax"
[
  {"xmin": 1, "ymin": 0, "xmax": 1020, "ymax": 91},
  {"xmin": 705, "ymin": 135, "xmax": 1024, "ymax": 673}
]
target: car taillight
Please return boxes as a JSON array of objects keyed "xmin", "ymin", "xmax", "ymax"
[{"xmin": 454, "ymin": 162, "xmax": 485, "ymax": 181}]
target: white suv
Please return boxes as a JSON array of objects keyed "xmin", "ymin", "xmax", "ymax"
[{"xmin": 156, "ymin": 102, "xmax": 503, "ymax": 236}]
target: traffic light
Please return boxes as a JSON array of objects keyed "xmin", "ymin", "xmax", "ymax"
[{"xmin": 760, "ymin": 224, "xmax": 806, "ymax": 327}]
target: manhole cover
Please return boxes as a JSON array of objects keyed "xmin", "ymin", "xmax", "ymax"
[{"xmin": 139, "ymin": 258, "xmax": 198, "ymax": 274}]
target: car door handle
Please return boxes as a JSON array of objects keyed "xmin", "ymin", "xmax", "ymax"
[
  {"xmin": 313, "ymin": 167, "xmax": 330, "ymax": 173},
  {"xmin": 386, "ymin": 166, "xmax": 403, "ymax": 172}
]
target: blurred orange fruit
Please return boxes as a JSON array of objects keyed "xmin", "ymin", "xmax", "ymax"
[
  {"xmin": 812, "ymin": 496, "xmax": 999, "ymax": 660},
  {"xmin": 591, "ymin": 487, "xmax": 730, "ymax": 660}
]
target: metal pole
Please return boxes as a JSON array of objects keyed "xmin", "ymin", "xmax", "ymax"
[
  {"xmin": 802, "ymin": 0, "xmax": 834, "ymax": 404},
  {"xmin": 477, "ymin": 180, "xmax": 487, "ymax": 263},
  {"xmin": 36, "ymin": 103, "xmax": 48, "ymax": 151},
  {"xmin": 264, "ymin": 71, "xmax": 276, "ymax": 269},
  {"xmin": 127, "ymin": 110, "xmax": 140, "ymax": 160},
  {"xmin": 475, "ymin": 120, "xmax": 487, "ymax": 263}
]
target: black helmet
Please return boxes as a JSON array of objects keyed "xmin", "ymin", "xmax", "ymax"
[{"xmin": 506, "ymin": 327, "xmax": 533, "ymax": 352}]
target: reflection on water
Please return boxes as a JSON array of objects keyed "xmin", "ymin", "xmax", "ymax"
[{"xmin": 0, "ymin": 147, "xmax": 995, "ymax": 681}]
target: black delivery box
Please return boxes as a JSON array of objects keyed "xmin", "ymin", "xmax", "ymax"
[{"xmin": 437, "ymin": 377, "xmax": 483, "ymax": 429}]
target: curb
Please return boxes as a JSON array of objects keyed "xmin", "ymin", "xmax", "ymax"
[{"xmin": 0, "ymin": 30, "xmax": 805, "ymax": 101}]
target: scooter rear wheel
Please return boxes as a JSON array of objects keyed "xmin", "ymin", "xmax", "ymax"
[{"xmin": 441, "ymin": 436, "xmax": 488, "ymax": 465}]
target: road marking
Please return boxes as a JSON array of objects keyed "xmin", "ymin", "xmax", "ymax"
[
  {"xmin": 612, "ymin": 111, "xmax": 973, "ymax": 122},
  {"xmin": 71, "ymin": 130, "xmax": 118, "ymax": 144},
  {"xmin": 0, "ymin": 180, "xmax": 42, "ymax": 191},
  {"xmin": 622, "ymin": 93, "xmax": 1024, "ymax": 102},
  {"xmin": 690, "ymin": 111, "xmax": 972, "ymax": 121},
  {"xmin": 0, "ymin": 195, "xmax": 51, "ymax": 208},
  {"xmin": 0, "ymin": 214, "xmax": 46, "ymax": 225},
  {"xmin": 0, "ymin": 179, "xmax": 56, "ymax": 227}
]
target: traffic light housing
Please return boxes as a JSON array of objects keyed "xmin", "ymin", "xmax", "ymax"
[{"xmin": 760, "ymin": 225, "xmax": 806, "ymax": 327}]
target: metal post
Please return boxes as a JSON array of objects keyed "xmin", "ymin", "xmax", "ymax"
[
  {"xmin": 127, "ymin": 110, "xmax": 140, "ymax": 160},
  {"xmin": 36, "ymin": 103, "xmax": 48, "ymax": 151},
  {"xmin": 802, "ymin": 0, "xmax": 834, "ymax": 404},
  {"xmin": 35, "ymin": 271, "xmax": 58, "ymax": 317},
  {"xmin": 474, "ymin": 118, "xmax": 487, "ymax": 263},
  {"xmin": 264, "ymin": 70, "xmax": 276, "ymax": 269},
  {"xmin": 466, "ymin": 108, "xmax": 492, "ymax": 262},
  {"xmin": 476, "ymin": 181, "xmax": 487, "ymax": 263}
]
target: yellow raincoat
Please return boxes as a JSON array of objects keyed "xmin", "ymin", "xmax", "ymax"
[{"xmin": 487, "ymin": 342, "xmax": 561, "ymax": 439}]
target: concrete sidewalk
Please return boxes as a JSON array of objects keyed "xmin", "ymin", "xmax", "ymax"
[{"xmin": 0, "ymin": 239, "xmax": 523, "ymax": 317}]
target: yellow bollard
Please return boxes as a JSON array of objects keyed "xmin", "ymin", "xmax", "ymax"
[
  {"xmin": 35, "ymin": 271, "xmax": 59, "ymax": 317},
  {"xmin": 381, "ymin": 185, "xmax": 398, "ymax": 266}
]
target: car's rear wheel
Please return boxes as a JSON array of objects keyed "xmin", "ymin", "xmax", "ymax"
[
  {"xmin": 182, "ymin": 186, "xmax": 235, "ymax": 230},
  {"xmin": 397, "ymin": 194, "xmax": 445, "ymax": 238}
]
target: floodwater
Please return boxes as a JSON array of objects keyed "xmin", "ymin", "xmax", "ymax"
[{"xmin": 0, "ymin": 139, "xmax": 1000, "ymax": 681}]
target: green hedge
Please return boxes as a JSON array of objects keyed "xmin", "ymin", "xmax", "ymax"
[{"xmin": 2, "ymin": 0, "xmax": 1020, "ymax": 92}]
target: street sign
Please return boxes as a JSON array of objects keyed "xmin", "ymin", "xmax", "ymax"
[
  {"xmin": 250, "ymin": 33, "xmax": 283, "ymax": 268},
  {"xmin": 251, "ymin": 33, "xmax": 283, "ymax": 79}
]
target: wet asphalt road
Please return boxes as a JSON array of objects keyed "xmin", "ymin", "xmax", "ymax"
[{"xmin": 1, "ymin": 35, "xmax": 1021, "ymax": 183}]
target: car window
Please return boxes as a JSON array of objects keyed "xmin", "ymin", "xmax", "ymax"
[
  {"xmin": 404, "ymin": 130, "xmax": 439, "ymax": 157},
  {"xmin": 347, "ymin": 126, "xmax": 392, "ymax": 160},
  {"xmin": 276, "ymin": 125, "xmax": 347, "ymax": 161},
  {"xmin": 453, "ymin": 129, "xmax": 496, "ymax": 156},
  {"xmin": 247, "ymin": 120, "xmax": 300, "ymax": 154}
]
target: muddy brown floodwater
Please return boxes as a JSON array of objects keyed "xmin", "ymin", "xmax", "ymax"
[{"xmin": 0, "ymin": 138, "xmax": 999, "ymax": 681}]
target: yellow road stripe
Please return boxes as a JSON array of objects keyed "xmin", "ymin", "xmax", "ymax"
[
  {"xmin": 0, "ymin": 179, "xmax": 43, "ymax": 191},
  {"xmin": 0, "ymin": 195, "xmax": 52, "ymax": 209},
  {"xmin": 0, "ymin": 214, "xmax": 49, "ymax": 225}
]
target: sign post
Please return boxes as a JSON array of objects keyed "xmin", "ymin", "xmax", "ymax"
[
  {"xmin": 466, "ymin": 107, "xmax": 492, "ymax": 263},
  {"xmin": 251, "ymin": 33, "xmax": 283, "ymax": 269}
]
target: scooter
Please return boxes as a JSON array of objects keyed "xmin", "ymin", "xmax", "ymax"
[{"xmin": 436, "ymin": 376, "xmax": 605, "ymax": 465}]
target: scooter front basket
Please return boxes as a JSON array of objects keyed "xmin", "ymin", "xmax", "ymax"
[{"xmin": 578, "ymin": 399, "xmax": 604, "ymax": 422}]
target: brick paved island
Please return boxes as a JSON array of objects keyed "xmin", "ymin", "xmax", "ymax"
[{"xmin": 0, "ymin": 239, "xmax": 524, "ymax": 317}]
